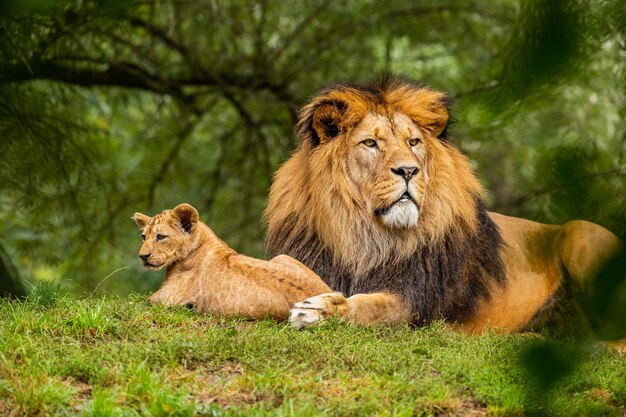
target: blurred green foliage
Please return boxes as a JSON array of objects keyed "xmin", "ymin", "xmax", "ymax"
[{"xmin": 0, "ymin": 0, "xmax": 624, "ymax": 296}]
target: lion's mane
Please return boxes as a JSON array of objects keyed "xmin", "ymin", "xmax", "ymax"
[{"xmin": 265, "ymin": 75, "xmax": 505, "ymax": 326}]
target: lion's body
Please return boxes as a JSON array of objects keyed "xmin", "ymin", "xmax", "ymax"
[
  {"xmin": 265, "ymin": 75, "xmax": 623, "ymax": 333},
  {"xmin": 133, "ymin": 204, "xmax": 331, "ymax": 320},
  {"xmin": 461, "ymin": 214, "xmax": 621, "ymax": 333}
]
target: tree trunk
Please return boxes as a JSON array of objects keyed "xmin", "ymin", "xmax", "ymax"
[{"xmin": 0, "ymin": 243, "xmax": 26, "ymax": 298}]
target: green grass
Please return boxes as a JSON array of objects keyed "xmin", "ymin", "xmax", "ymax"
[{"xmin": 0, "ymin": 290, "xmax": 625, "ymax": 416}]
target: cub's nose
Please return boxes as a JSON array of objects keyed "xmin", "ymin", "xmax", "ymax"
[
  {"xmin": 391, "ymin": 165, "xmax": 419, "ymax": 182},
  {"xmin": 139, "ymin": 253, "xmax": 151, "ymax": 261}
]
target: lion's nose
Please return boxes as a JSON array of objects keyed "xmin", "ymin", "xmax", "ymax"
[
  {"xmin": 391, "ymin": 166, "xmax": 419, "ymax": 182},
  {"xmin": 139, "ymin": 253, "xmax": 151, "ymax": 261}
]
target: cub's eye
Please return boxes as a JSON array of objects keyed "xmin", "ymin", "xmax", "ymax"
[
  {"xmin": 361, "ymin": 138, "xmax": 378, "ymax": 148},
  {"xmin": 141, "ymin": 234, "xmax": 146, "ymax": 241},
  {"xmin": 408, "ymin": 138, "xmax": 421, "ymax": 146},
  {"xmin": 155, "ymin": 234, "xmax": 167, "ymax": 242}
]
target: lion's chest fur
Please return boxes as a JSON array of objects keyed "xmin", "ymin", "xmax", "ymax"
[{"xmin": 267, "ymin": 201, "xmax": 506, "ymax": 326}]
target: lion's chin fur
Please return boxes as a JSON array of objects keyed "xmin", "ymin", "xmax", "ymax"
[{"xmin": 378, "ymin": 201, "xmax": 420, "ymax": 230}]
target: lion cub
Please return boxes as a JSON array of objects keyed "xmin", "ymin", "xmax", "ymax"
[{"xmin": 132, "ymin": 203, "xmax": 331, "ymax": 320}]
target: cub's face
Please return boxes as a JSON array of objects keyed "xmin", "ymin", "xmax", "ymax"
[
  {"xmin": 346, "ymin": 112, "xmax": 428, "ymax": 229},
  {"xmin": 132, "ymin": 204, "xmax": 199, "ymax": 270}
]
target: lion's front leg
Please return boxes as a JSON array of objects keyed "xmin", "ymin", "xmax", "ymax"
[{"xmin": 289, "ymin": 292, "xmax": 410, "ymax": 329}]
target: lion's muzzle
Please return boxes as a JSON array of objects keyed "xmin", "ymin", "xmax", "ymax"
[{"xmin": 375, "ymin": 190, "xmax": 420, "ymax": 229}]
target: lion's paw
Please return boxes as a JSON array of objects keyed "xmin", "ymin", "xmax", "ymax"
[
  {"xmin": 289, "ymin": 306, "xmax": 325, "ymax": 329},
  {"xmin": 289, "ymin": 292, "xmax": 348, "ymax": 329}
]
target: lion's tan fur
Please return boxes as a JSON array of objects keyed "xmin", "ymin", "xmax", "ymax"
[
  {"xmin": 266, "ymin": 76, "xmax": 623, "ymax": 334},
  {"xmin": 133, "ymin": 204, "xmax": 331, "ymax": 320}
]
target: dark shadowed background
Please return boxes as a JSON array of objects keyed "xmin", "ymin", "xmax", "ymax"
[{"xmin": 1, "ymin": 0, "xmax": 624, "ymax": 296}]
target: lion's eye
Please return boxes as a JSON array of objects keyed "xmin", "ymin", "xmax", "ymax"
[
  {"xmin": 141, "ymin": 234, "xmax": 146, "ymax": 241},
  {"xmin": 156, "ymin": 234, "xmax": 167, "ymax": 242},
  {"xmin": 362, "ymin": 139, "xmax": 378, "ymax": 148},
  {"xmin": 408, "ymin": 138, "xmax": 421, "ymax": 146}
]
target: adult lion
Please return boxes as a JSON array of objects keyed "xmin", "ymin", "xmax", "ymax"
[{"xmin": 265, "ymin": 75, "xmax": 623, "ymax": 333}]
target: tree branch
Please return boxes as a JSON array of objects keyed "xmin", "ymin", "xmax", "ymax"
[
  {"xmin": 127, "ymin": 17, "xmax": 197, "ymax": 69},
  {"xmin": 0, "ymin": 60, "xmax": 291, "ymax": 103},
  {"xmin": 1, "ymin": 60, "xmax": 163, "ymax": 90}
]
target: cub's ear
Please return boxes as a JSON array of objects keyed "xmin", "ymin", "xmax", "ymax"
[
  {"xmin": 171, "ymin": 203, "xmax": 199, "ymax": 234},
  {"xmin": 132, "ymin": 213, "xmax": 151, "ymax": 229},
  {"xmin": 297, "ymin": 99, "xmax": 347, "ymax": 146}
]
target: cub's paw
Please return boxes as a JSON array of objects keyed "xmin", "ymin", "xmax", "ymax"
[{"xmin": 289, "ymin": 292, "xmax": 348, "ymax": 329}]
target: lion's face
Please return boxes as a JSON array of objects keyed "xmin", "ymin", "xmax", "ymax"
[
  {"xmin": 132, "ymin": 204, "xmax": 199, "ymax": 270},
  {"xmin": 265, "ymin": 77, "xmax": 484, "ymax": 273},
  {"xmin": 346, "ymin": 112, "xmax": 428, "ymax": 229}
]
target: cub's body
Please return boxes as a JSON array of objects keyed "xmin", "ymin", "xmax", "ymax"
[{"xmin": 133, "ymin": 204, "xmax": 331, "ymax": 320}]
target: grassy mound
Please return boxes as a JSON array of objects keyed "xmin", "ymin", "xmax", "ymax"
[{"xmin": 0, "ymin": 287, "xmax": 624, "ymax": 416}]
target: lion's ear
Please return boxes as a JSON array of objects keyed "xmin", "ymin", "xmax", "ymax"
[
  {"xmin": 427, "ymin": 96, "xmax": 451, "ymax": 139},
  {"xmin": 296, "ymin": 99, "xmax": 347, "ymax": 146},
  {"xmin": 133, "ymin": 213, "xmax": 151, "ymax": 229},
  {"xmin": 392, "ymin": 88, "xmax": 450, "ymax": 140},
  {"xmin": 171, "ymin": 203, "xmax": 199, "ymax": 234},
  {"xmin": 312, "ymin": 102, "xmax": 346, "ymax": 144}
]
